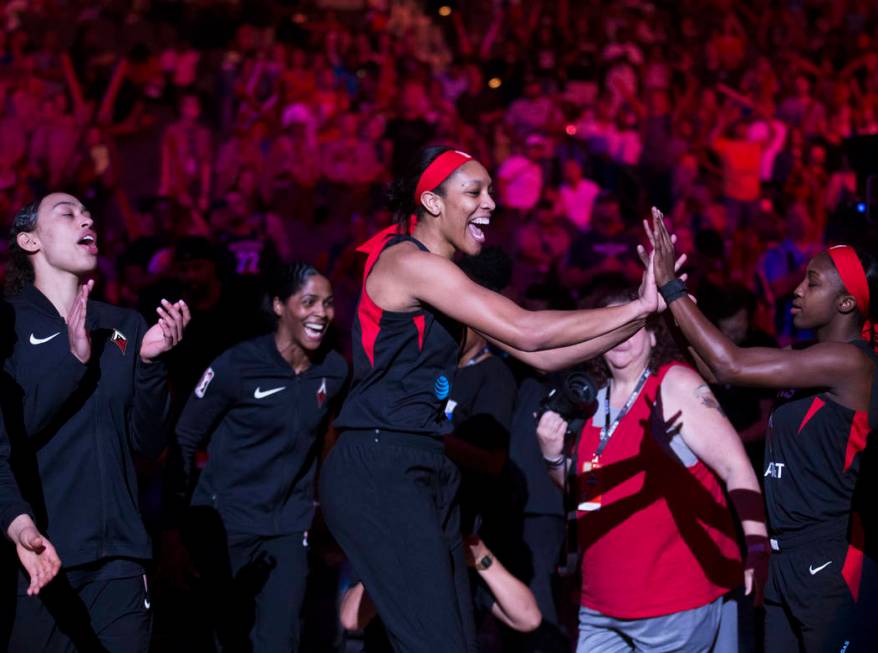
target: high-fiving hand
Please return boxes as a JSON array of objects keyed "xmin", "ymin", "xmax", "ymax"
[
  {"xmin": 642, "ymin": 207, "xmax": 681, "ymax": 288},
  {"xmin": 637, "ymin": 207, "xmax": 688, "ymax": 312},
  {"xmin": 140, "ymin": 299, "xmax": 191, "ymax": 363}
]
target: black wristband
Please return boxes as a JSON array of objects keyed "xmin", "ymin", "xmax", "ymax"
[{"xmin": 658, "ymin": 278, "xmax": 687, "ymax": 305}]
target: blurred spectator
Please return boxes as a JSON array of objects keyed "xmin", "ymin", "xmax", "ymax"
[
  {"xmin": 556, "ymin": 159, "xmax": 601, "ymax": 232},
  {"xmin": 497, "ymin": 135, "xmax": 546, "ymax": 214},
  {"xmin": 158, "ymin": 93, "xmax": 213, "ymax": 212}
]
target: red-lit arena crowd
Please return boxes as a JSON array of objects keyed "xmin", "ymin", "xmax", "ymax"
[{"xmin": 1, "ymin": 1, "xmax": 877, "ymax": 652}]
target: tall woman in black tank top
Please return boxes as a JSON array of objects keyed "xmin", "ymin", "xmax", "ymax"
[
  {"xmin": 648, "ymin": 211, "xmax": 878, "ymax": 652},
  {"xmin": 319, "ymin": 146, "xmax": 677, "ymax": 652}
]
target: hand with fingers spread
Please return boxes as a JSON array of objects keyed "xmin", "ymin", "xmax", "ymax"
[
  {"xmin": 643, "ymin": 207, "xmax": 680, "ymax": 288},
  {"xmin": 66, "ymin": 279, "xmax": 94, "ymax": 364},
  {"xmin": 7, "ymin": 514, "xmax": 62, "ymax": 596},
  {"xmin": 140, "ymin": 299, "xmax": 192, "ymax": 363},
  {"xmin": 636, "ymin": 209, "xmax": 688, "ymax": 312}
]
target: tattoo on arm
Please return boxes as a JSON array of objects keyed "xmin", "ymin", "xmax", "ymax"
[{"xmin": 694, "ymin": 384, "xmax": 726, "ymax": 416}]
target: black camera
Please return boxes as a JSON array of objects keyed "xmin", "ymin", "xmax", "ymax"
[{"xmin": 537, "ymin": 370, "xmax": 598, "ymax": 436}]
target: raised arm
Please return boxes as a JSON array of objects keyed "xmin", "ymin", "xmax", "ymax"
[
  {"xmin": 648, "ymin": 211, "xmax": 865, "ymax": 391},
  {"xmin": 130, "ymin": 300, "xmax": 190, "ymax": 459}
]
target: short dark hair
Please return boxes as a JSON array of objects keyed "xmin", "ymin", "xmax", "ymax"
[{"xmin": 268, "ymin": 262, "xmax": 322, "ymax": 304}]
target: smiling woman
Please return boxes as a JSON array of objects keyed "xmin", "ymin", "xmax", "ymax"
[
  {"xmin": 1, "ymin": 193, "xmax": 190, "ymax": 652},
  {"xmin": 174, "ymin": 262, "xmax": 347, "ymax": 651},
  {"xmin": 317, "ymin": 145, "xmax": 679, "ymax": 652}
]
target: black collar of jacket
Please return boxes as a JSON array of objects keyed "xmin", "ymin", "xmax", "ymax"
[{"xmin": 18, "ymin": 283, "xmax": 99, "ymax": 329}]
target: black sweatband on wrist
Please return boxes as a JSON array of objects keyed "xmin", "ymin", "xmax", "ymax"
[{"xmin": 659, "ymin": 278, "xmax": 687, "ymax": 305}]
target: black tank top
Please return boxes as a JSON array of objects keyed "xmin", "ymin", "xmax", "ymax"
[
  {"xmin": 764, "ymin": 340, "xmax": 878, "ymax": 538},
  {"xmin": 335, "ymin": 235, "xmax": 462, "ymax": 436}
]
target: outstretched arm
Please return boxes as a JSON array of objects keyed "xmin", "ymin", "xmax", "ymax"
[
  {"xmin": 648, "ymin": 211, "xmax": 864, "ymax": 391},
  {"xmin": 392, "ymin": 246, "xmax": 654, "ymax": 355}
]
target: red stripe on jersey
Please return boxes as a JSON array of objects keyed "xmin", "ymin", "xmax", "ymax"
[
  {"xmin": 357, "ymin": 235, "xmax": 392, "ymax": 366},
  {"xmin": 358, "ymin": 292, "xmax": 383, "ymax": 366},
  {"xmin": 413, "ymin": 315, "xmax": 425, "ymax": 351},
  {"xmin": 797, "ymin": 396, "xmax": 826, "ymax": 434},
  {"xmin": 844, "ymin": 410, "xmax": 869, "ymax": 472},
  {"xmin": 842, "ymin": 512, "xmax": 865, "ymax": 602}
]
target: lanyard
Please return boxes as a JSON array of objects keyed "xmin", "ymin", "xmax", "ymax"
[
  {"xmin": 463, "ymin": 346, "xmax": 491, "ymax": 367},
  {"xmin": 594, "ymin": 368, "xmax": 650, "ymax": 459}
]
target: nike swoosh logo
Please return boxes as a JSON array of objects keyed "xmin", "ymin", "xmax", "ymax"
[
  {"xmin": 254, "ymin": 386, "xmax": 285, "ymax": 399},
  {"xmin": 809, "ymin": 561, "xmax": 833, "ymax": 575},
  {"xmin": 30, "ymin": 332, "xmax": 61, "ymax": 345}
]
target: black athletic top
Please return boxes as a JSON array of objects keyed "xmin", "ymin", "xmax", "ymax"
[
  {"xmin": 764, "ymin": 340, "xmax": 878, "ymax": 540},
  {"xmin": 335, "ymin": 235, "xmax": 462, "ymax": 436},
  {"xmin": 176, "ymin": 334, "xmax": 347, "ymax": 535},
  {"xmin": 0, "ymin": 285, "xmax": 170, "ymax": 568}
]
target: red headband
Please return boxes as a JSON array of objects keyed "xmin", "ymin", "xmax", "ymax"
[
  {"xmin": 414, "ymin": 150, "xmax": 473, "ymax": 204},
  {"xmin": 827, "ymin": 245, "xmax": 870, "ymax": 317}
]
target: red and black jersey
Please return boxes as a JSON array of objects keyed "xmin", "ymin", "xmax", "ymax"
[
  {"xmin": 764, "ymin": 340, "xmax": 877, "ymax": 537},
  {"xmin": 764, "ymin": 340, "xmax": 877, "ymax": 598},
  {"xmin": 335, "ymin": 234, "xmax": 462, "ymax": 436}
]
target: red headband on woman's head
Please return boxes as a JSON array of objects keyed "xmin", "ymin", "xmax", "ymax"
[
  {"xmin": 414, "ymin": 150, "xmax": 473, "ymax": 204},
  {"xmin": 827, "ymin": 245, "xmax": 870, "ymax": 317}
]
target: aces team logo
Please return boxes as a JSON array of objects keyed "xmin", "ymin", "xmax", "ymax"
[
  {"xmin": 316, "ymin": 378, "xmax": 327, "ymax": 407},
  {"xmin": 110, "ymin": 329, "xmax": 128, "ymax": 354},
  {"xmin": 195, "ymin": 367, "xmax": 215, "ymax": 398}
]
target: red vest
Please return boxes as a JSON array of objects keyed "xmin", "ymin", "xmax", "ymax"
[{"xmin": 575, "ymin": 363, "xmax": 742, "ymax": 618}]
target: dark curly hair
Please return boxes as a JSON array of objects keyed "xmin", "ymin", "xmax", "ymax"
[
  {"xmin": 5, "ymin": 200, "xmax": 41, "ymax": 295},
  {"xmin": 583, "ymin": 285, "xmax": 682, "ymax": 389}
]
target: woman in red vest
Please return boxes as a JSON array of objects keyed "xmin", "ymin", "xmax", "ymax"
[{"xmin": 537, "ymin": 286, "xmax": 768, "ymax": 652}]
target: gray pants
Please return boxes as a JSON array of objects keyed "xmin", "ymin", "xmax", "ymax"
[{"xmin": 577, "ymin": 594, "xmax": 738, "ymax": 653}]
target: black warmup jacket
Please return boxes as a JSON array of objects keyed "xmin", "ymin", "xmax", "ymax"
[
  {"xmin": 0, "ymin": 425, "xmax": 30, "ymax": 534},
  {"xmin": 0, "ymin": 285, "xmax": 171, "ymax": 567},
  {"xmin": 176, "ymin": 334, "xmax": 348, "ymax": 535}
]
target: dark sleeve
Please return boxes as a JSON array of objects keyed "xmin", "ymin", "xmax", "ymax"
[
  {"xmin": 175, "ymin": 352, "xmax": 237, "ymax": 491},
  {"xmin": 0, "ymin": 418, "xmax": 32, "ymax": 535},
  {"xmin": 128, "ymin": 315, "xmax": 172, "ymax": 460}
]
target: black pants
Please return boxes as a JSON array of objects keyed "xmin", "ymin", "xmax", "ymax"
[
  {"xmin": 8, "ymin": 573, "xmax": 151, "ymax": 652},
  {"xmin": 320, "ymin": 430, "xmax": 476, "ymax": 653},
  {"xmin": 186, "ymin": 506, "xmax": 309, "ymax": 651},
  {"xmin": 764, "ymin": 535, "xmax": 878, "ymax": 652}
]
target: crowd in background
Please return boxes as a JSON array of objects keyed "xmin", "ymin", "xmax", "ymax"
[{"xmin": 2, "ymin": 0, "xmax": 878, "ymax": 650}]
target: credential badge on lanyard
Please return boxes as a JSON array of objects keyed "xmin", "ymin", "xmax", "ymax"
[{"xmin": 577, "ymin": 368, "xmax": 650, "ymax": 512}]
